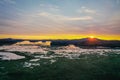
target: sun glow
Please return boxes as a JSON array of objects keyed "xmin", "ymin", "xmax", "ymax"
[{"xmin": 89, "ymin": 36, "xmax": 94, "ymax": 39}]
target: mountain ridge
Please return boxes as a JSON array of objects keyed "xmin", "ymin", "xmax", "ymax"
[{"xmin": 0, "ymin": 38, "xmax": 120, "ymax": 48}]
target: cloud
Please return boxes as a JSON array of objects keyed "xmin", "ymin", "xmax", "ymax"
[
  {"xmin": 77, "ymin": 6, "xmax": 96, "ymax": 14},
  {"xmin": 39, "ymin": 12, "xmax": 93, "ymax": 21},
  {"xmin": 40, "ymin": 4, "xmax": 60, "ymax": 11},
  {"xmin": 2, "ymin": 0, "xmax": 16, "ymax": 4},
  {"xmin": 116, "ymin": 0, "xmax": 120, "ymax": 4},
  {"xmin": 0, "ymin": 11, "xmax": 93, "ymax": 35}
]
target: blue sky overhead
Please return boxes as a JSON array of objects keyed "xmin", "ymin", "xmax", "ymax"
[{"xmin": 0, "ymin": 0, "xmax": 120, "ymax": 39}]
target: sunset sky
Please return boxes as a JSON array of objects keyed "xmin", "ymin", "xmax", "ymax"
[{"xmin": 0, "ymin": 0, "xmax": 120, "ymax": 40}]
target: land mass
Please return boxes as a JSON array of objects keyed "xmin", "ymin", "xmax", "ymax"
[{"xmin": 0, "ymin": 38, "xmax": 120, "ymax": 48}]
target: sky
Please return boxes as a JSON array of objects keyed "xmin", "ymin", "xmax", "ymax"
[{"xmin": 0, "ymin": 0, "xmax": 120, "ymax": 40}]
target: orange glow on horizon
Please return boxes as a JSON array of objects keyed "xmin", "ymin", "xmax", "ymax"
[{"xmin": 88, "ymin": 37, "xmax": 97, "ymax": 43}]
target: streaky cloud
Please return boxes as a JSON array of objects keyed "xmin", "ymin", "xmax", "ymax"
[{"xmin": 39, "ymin": 12, "xmax": 93, "ymax": 21}]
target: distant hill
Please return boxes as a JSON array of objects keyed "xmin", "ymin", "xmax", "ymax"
[
  {"xmin": 0, "ymin": 38, "xmax": 120, "ymax": 48},
  {"xmin": 51, "ymin": 38, "xmax": 120, "ymax": 48},
  {"xmin": 0, "ymin": 38, "xmax": 23, "ymax": 45}
]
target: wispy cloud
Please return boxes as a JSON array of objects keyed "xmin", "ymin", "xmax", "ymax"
[
  {"xmin": 116, "ymin": 0, "xmax": 120, "ymax": 4},
  {"xmin": 39, "ymin": 12, "xmax": 93, "ymax": 21},
  {"xmin": 40, "ymin": 4, "xmax": 60, "ymax": 11},
  {"xmin": 2, "ymin": 0, "xmax": 16, "ymax": 4},
  {"xmin": 77, "ymin": 6, "xmax": 96, "ymax": 14}
]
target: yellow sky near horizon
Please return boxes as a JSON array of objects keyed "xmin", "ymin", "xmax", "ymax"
[{"xmin": 0, "ymin": 34, "xmax": 120, "ymax": 40}]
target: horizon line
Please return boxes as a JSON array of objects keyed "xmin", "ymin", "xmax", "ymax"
[
  {"xmin": 0, "ymin": 37, "xmax": 120, "ymax": 41},
  {"xmin": 0, "ymin": 34, "xmax": 120, "ymax": 40}
]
